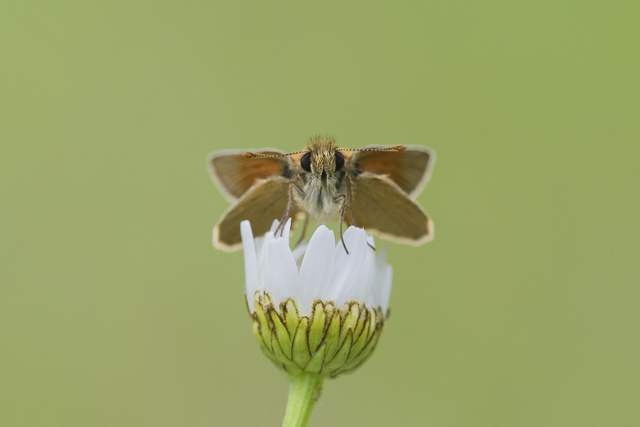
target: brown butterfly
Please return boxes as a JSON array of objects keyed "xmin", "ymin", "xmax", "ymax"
[{"xmin": 207, "ymin": 136, "xmax": 435, "ymax": 252}]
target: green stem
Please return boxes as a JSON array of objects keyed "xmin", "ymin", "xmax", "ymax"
[{"xmin": 282, "ymin": 373, "xmax": 324, "ymax": 427}]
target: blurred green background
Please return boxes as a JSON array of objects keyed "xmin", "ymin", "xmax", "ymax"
[{"xmin": 1, "ymin": 1, "xmax": 639, "ymax": 426}]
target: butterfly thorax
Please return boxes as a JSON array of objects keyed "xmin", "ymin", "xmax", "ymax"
[{"xmin": 296, "ymin": 173, "xmax": 345, "ymax": 223}]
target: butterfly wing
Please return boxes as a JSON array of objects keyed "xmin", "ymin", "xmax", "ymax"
[
  {"xmin": 346, "ymin": 172, "xmax": 433, "ymax": 244},
  {"xmin": 214, "ymin": 176, "xmax": 299, "ymax": 251},
  {"xmin": 207, "ymin": 149, "xmax": 293, "ymax": 202},
  {"xmin": 346, "ymin": 145, "xmax": 435, "ymax": 197}
]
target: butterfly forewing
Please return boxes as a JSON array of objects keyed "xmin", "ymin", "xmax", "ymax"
[
  {"xmin": 346, "ymin": 172, "xmax": 433, "ymax": 244},
  {"xmin": 348, "ymin": 145, "xmax": 434, "ymax": 197},
  {"xmin": 207, "ymin": 149, "xmax": 291, "ymax": 201}
]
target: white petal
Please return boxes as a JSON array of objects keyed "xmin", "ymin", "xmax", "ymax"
[
  {"xmin": 291, "ymin": 242, "xmax": 308, "ymax": 270},
  {"xmin": 378, "ymin": 264, "xmax": 392, "ymax": 314},
  {"xmin": 372, "ymin": 246, "xmax": 392, "ymax": 313},
  {"xmin": 257, "ymin": 232, "xmax": 274, "ymax": 266},
  {"xmin": 281, "ymin": 218, "xmax": 292, "ymax": 246},
  {"xmin": 325, "ymin": 227, "xmax": 368, "ymax": 306},
  {"xmin": 367, "ymin": 235, "xmax": 376, "ymax": 251},
  {"xmin": 298, "ymin": 226, "xmax": 335, "ymax": 315},
  {"xmin": 341, "ymin": 235, "xmax": 376, "ymax": 304},
  {"xmin": 351, "ymin": 235, "xmax": 376, "ymax": 303},
  {"xmin": 263, "ymin": 233, "xmax": 299, "ymax": 307},
  {"xmin": 254, "ymin": 235, "xmax": 265, "ymax": 259},
  {"xmin": 364, "ymin": 238, "xmax": 377, "ymax": 308},
  {"xmin": 369, "ymin": 247, "xmax": 382, "ymax": 307},
  {"xmin": 376, "ymin": 243, "xmax": 388, "ymax": 266},
  {"xmin": 269, "ymin": 219, "xmax": 280, "ymax": 233},
  {"xmin": 240, "ymin": 221, "xmax": 259, "ymax": 313},
  {"xmin": 240, "ymin": 222, "xmax": 393, "ymax": 318},
  {"xmin": 257, "ymin": 232, "xmax": 274, "ymax": 299},
  {"xmin": 292, "ymin": 242, "xmax": 307, "ymax": 262}
]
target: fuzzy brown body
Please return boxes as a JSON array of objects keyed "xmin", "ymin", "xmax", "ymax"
[
  {"xmin": 294, "ymin": 139, "xmax": 344, "ymax": 224},
  {"xmin": 207, "ymin": 136, "xmax": 435, "ymax": 251}
]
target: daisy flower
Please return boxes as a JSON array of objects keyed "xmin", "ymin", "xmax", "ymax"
[{"xmin": 241, "ymin": 219, "xmax": 392, "ymax": 426}]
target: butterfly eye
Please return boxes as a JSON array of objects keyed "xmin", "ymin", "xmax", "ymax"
[
  {"xmin": 300, "ymin": 152, "xmax": 312, "ymax": 172},
  {"xmin": 335, "ymin": 151, "xmax": 345, "ymax": 171}
]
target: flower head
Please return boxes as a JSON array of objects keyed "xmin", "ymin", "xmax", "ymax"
[{"xmin": 241, "ymin": 219, "xmax": 392, "ymax": 378}]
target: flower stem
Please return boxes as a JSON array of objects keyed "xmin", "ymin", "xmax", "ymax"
[{"xmin": 282, "ymin": 373, "xmax": 324, "ymax": 427}]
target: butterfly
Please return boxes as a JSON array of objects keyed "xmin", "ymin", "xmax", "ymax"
[{"xmin": 207, "ymin": 136, "xmax": 435, "ymax": 252}]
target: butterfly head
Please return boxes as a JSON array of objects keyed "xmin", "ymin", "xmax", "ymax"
[{"xmin": 300, "ymin": 137, "xmax": 345, "ymax": 187}]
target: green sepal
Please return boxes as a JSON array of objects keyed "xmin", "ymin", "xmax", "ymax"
[
  {"xmin": 305, "ymin": 342, "xmax": 327, "ymax": 373},
  {"xmin": 323, "ymin": 312, "xmax": 342, "ymax": 363},
  {"xmin": 340, "ymin": 327, "xmax": 381, "ymax": 374},
  {"xmin": 269, "ymin": 308, "xmax": 293, "ymax": 359},
  {"xmin": 324, "ymin": 329, "xmax": 353, "ymax": 375},
  {"xmin": 308, "ymin": 301, "xmax": 328, "ymax": 353},
  {"xmin": 254, "ymin": 299, "xmax": 273, "ymax": 352},
  {"xmin": 252, "ymin": 320, "xmax": 268, "ymax": 352},
  {"xmin": 270, "ymin": 328, "xmax": 303, "ymax": 376},
  {"xmin": 352, "ymin": 306, "xmax": 368, "ymax": 343},
  {"xmin": 348, "ymin": 309, "xmax": 372, "ymax": 359},
  {"xmin": 292, "ymin": 317, "xmax": 311, "ymax": 368},
  {"xmin": 283, "ymin": 299, "xmax": 299, "ymax": 339},
  {"xmin": 340, "ymin": 303, "xmax": 360, "ymax": 344}
]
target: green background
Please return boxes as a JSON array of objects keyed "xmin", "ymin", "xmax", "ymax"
[{"xmin": 2, "ymin": 2, "xmax": 639, "ymax": 426}]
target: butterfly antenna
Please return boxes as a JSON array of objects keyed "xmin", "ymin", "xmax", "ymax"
[
  {"xmin": 242, "ymin": 150, "xmax": 309, "ymax": 159},
  {"xmin": 340, "ymin": 145, "xmax": 407, "ymax": 152}
]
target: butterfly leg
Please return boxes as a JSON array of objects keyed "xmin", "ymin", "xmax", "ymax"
[
  {"xmin": 337, "ymin": 194, "xmax": 350, "ymax": 254},
  {"xmin": 346, "ymin": 175, "xmax": 357, "ymax": 225},
  {"xmin": 275, "ymin": 180, "xmax": 296, "ymax": 237},
  {"xmin": 276, "ymin": 175, "xmax": 304, "ymax": 237}
]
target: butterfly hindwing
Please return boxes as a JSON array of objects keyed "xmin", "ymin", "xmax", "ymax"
[
  {"xmin": 213, "ymin": 176, "xmax": 299, "ymax": 251},
  {"xmin": 346, "ymin": 172, "xmax": 433, "ymax": 244}
]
